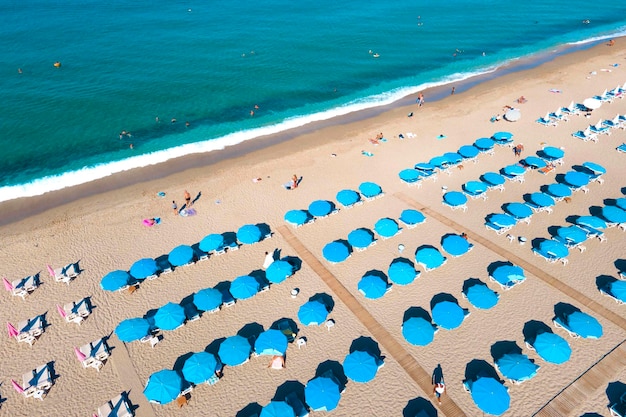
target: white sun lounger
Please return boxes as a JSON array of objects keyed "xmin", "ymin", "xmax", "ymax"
[
  {"xmin": 22, "ymin": 364, "xmax": 52, "ymax": 400},
  {"xmin": 98, "ymin": 393, "xmax": 133, "ymax": 417}
]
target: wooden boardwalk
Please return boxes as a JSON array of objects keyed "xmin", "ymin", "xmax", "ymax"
[
  {"xmin": 109, "ymin": 334, "xmax": 156, "ymax": 417},
  {"xmin": 395, "ymin": 192, "xmax": 626, "ymax": 332},
  {"xmin": 533, "ymin": 341, "xmax": 626, "ymax": 416},
  {"xmin": 278, "ymin": 225, "xmax": 468, "ymax": 417}
]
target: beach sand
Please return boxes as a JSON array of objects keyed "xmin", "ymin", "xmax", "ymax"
[{"xmin": 1, "ymin": 39, "xmax": 626, "ymax": 417}]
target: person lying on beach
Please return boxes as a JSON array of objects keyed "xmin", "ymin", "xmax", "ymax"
[
  {"xmin": 516, "ymin": 96, "xmax": 527, "ymax": 103},
  {"xmin": 291, "ymin": 174, "xmax": 299, "ymax": 189},
  {"xmin": 268, "ymin": 355, "xmax": 285, "ymax": 369}
]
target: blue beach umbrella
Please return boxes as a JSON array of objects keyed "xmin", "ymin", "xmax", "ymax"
[
  {"xmin": 540, "ymin": 146, "xmax": 565, "ymax": 160},
  {"xmin": 265, "ymin": 260, "xmax": 294, "ymax": 284},
  {"xmin": 101, "ymin": 270, "xmax": 131, "ymax": 292},
  {"xmin": 308, "ymin": 200, "xmax": 333, "ymax": 217},
  {"xmin": 414, "ymin": 162, "xmax": 435, "ymax": 171},
  {"xmin": 143, "ymin": 369, "xmax": 183, "ymax": 405},
  {"xmin": 343, "ymin": 350, "xmax": 380, "ymax": 383},
  {"xmin": 491, "ymin": 264, "xmax": 525, "ymax": 286},
  {"xmin": 529, "ymin": 192, "xmax": 555, "ymax": 208},
  {"xmin": 230, "ymin": 275, "xmax": 259, "ymax": 299},
  {"xmin": 443, "ymin": 152, "xmax": 463, "ymax": 165},
  {"xmin": 168, "ymin": 245, "xmax": 194, "ymax": 267},
  {"xmin": 465, "ymin": 283, "xmax": 499, "ymax": 309},
  {"xmin": 388, "ymin": 259, "xmax": 418, "ymax": 285},
  {"xmin": 154, "ymin": 302, "xmax": 186, "ymax": 331},
  {"xmin": 359, "ymin": 181, "xmax": 382, "ymax": 198},
  {"xmin": 415, "ymin": 246, "xmax": 446, "ymax": 270},
  {"xmin": 555, "ymin": 226, "xmax": 587, "ymax": 244},
  {"xmin": 374, "ymin": 217, "xmax": 399, "ymax": 238},
  {"xmin": 537, "ymin": 239, "xmax": 569, "ymax": 259},
  {"xmin": 260, "ymin": 401, "xmax": 295, "ymax": 417},
  {"xmin": 474, "ymin": 137, "xmax": 496, "ymax": 150},
  {"xmin": 492, "ymin": 131, "xmax": 513, "ymax": 141},
  {"xmin": 115, "ymin": 318, "xmax": 151, "ymax": 342},
  {"xmin": 429, "ymin": 155, "xmax": 448, "ymax": 169},
  {"xmin": 218, "ymin": 335, "xmax": 251, "ymax": 366},
  {"xmin": 458, "ymin": 145, "xmax": 480, "ymax": 159},
  {"xmin": 399, "ymin": 168, "xmax": 421, "ymax": 183},
  {"xmin": 601, "ymin": 205, "xmax": 626, "ymax": 224},
  {"xmin": 358, "ymin": 273, "xmax": 389, "ymax": 299},
  {"xmin": 182, "ymin": 352, "xmax": 220, "ymax": 384},
  {"xmin": 298, "ymin": 300, "xmax": 328, "ymax": 326},
  {"xmin": 522, "ymin": 156, "xmax": 547, "ymax": 168},
  {"xmin": 130, "ymin": 258, "xmax": 158, "ymax": 279},
  {"xmin": 463, "ymin": 181, "xmax": 488, "ymax": 196},
  {"xmin": 487, "ymin": 213, "xmax": 516, "ymax": 228},
  {"xmin": 504, "ymin": 202, "xmax": 532, "ymax": 220},
  {"xmin": 614, "ymin": 198, "xmax": 626, "ymax": 210},
  {"xmin": 502, "ymin": 164, "xmax": 525, "ymax": 176},
  {"xmin": 546, "ymin": 183, "xmax": 572, "ymax": 199},
  {"xmin": 575, "ymin": 215, "xmax": 607, "ymax": 230},
  {"xmin": 582, "ymin": 161, "xmax": 606, "ymax": 176},
  {"xmin": 254, "ymin": 329, "xmax": 288, "ymax": 356},
  {"xmin": 399, "ymin": 209, "xmax": 425, "ymax": 226},
  {"xmin": 532, "ymin": 332, "xmax": 571, "ymax": 364},
  {"xmin": 481, "ymin": 172, "xmax": 505, "ymax": 186},
  {"xmin": 431, "ymin": 301, "xmax": 466, "ymax": 330},
  {"xmin": 284, "ymin": 209, "xmax": 312, "ymax": 226},
  {"xmin": 564, "ymin": 311, "xmax": 603, "ymax": 339},
  {"xmin": 336, "ymin": 189, "xmax": 360, "ymax": 207},
  {"xmin": 305, "ymin": 375, "xmax": 341, "ymax": 412},
  {"xmin": 470, "ymin": 376, "xmax": 510, "ymax": 416},
  {"xmin": 237, "ymin": 224, "xmax": 262, "ymax": 244},
  {"xmin": 607, "ymin": 281, "xmax": 626, "ymax": 303},
  {"xmin": 441, "ymin": 234, "xmax": 471, "ymax": 257},
  {"xmin": 443, "ymin": 191, "xmax": 468, "ymax": 207},
  {"xmin": 402, "ymin": 317, "xmax": 436, "ymax": 346},
  {"xmin": 193, "ymin": 288, "xmax": 223, "ymax": 312},
  {"xmin": 347, "ymin": 228, "xmax": 375, "ymax": 249},
  {"xmin": 199, "ymin": 233, "xmax": 224, "ymax": 252},
  {"xmin": 563, "ymin": 171, "xmax": 590, "ymax": 188},
  {"xmin": 322, "ymin": 240, "xmax": 351, "ymax": 263},
  {"xmin": 496, "ymin": 353, "xmax": 540, "ymax": 383}
]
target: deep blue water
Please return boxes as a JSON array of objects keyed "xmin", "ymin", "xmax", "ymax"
[{"xmin": 1, "ymin": 0, "xmax": 625, "ymax": 201}]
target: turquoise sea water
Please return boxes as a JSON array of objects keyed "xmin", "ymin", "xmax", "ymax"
[{"xmin": 1, "ymin": 0, "xmax": 625, "ymax": 201}]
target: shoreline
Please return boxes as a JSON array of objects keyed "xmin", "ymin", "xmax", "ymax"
[{"xmin": 0, "ymin": 37, "xmax": 621, "ymax": 228}]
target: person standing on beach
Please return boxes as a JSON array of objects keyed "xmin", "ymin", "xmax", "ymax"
[
  {"xmin": 451, "ymin": 86, "xmax": 455, "ymax": 95},
  {"xmin": 184, "ymin": 190, "xmax": 192, "ymax": 207},
  {"xmin": 417, "ymin": 93, "xmax": 425, "ymax": 107},
  {"xmin": 291, "ymin": 175, "xmax": 299, "ymax": 189},
  {"xmin": 172, "ymin": 200, "xmax": 178, "ymax": 215}
]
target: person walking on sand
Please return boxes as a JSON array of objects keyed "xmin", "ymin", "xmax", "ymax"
[
  {"xmin": 417, "ymin": 92, "xmax": 425, "ymax": 107},
  {"xmin": 432, "ymin": 364, "xmax": 446, "ymax": 405},
  {"xmin": 433, "ymin": 382, "xmax": 446, "ymax": 405},
  {"xmin": 451, "ymin": 86, "xmax": 455, "ymax": 95},
  {"xmin": 172, "ymin": 200, "xmax": 178, "ymax": 215},
  {"xmin": 184, "ymin": 190, "xmax": 192, "ymax": 207}
]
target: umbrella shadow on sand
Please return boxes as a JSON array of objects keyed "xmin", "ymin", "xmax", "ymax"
[
  {"xmin": 237, "ymin": 322, "xmax": 264, "ymax": 342},
  {"xmin": 315, "ymin": 360, "xmax": 348, "ymax": 391},
  {"xmin": 309, "ymin": 293, "xmax": 335, "ymax": 313},
  {"xmin": 607, "ymin": 381, "xmax": 626, "ymax": 407},
  {"xmin": 273, "ymin": 380, "xmax": 306, "ymax": 402},
  {"xmin": 522, "ymin": 320, "xmax": 553, "ymax": 344},
  {"xmin": 430, "ymin": 292, "xmax": 459, "ymax": 310},
  {"xmin": 402, "ymin": 397, "xmax": 437, "ymax": 417},
  {"xmin": 236, "ymin": 402, "xmax": 262, "ymax": 417},
  {"xmin": 462, "ymin": 278, "xmax": 487, "ymax": 294},
  {"xmin": 349, "ymin": 336, "xmax": 382, "ymax": 359},
  {"xmin": 490, "ymin": 340, "xmax": 522, "ymax": 362},
  {"xmin": 487, "ymin": 260, "xmax": 514, "ymax": 276},
  {"xmin": 204, "ymin": 337, "xmax": 226, "ymax": 357},
  {"xmin": 172, "ymin": 352, "xmax": 195, "ymax": 372},
  {"xmin": 464, "ymin": 359, "xmax": 501, "ymax": 383},
  {"xmin": 595, "ymin": 274, "xmax": 617, "ymax": 292},
  {"xmin": 553, "ymin": 302, "xmax": 581, "ymax": 321},
  {"xmin": 402, "ymin": 306, "xmax": 432, "ymax": 323}
]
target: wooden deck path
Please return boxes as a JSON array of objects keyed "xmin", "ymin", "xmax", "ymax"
[
  {"xmin": 278, "ymin": 225, "xmax": 468, "ymax": 417},
  {"xmin": 533, "ymin": 341, "xmax": 626, "ymax": 416},
  {"xmin": 395, "ymin": 192, "xmax": 626, "ymax": 332},
  {"xmin": 109, "ymin": 334, "xmax": 156, "ymax": 417}
]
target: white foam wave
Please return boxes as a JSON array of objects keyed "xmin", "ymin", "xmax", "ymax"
[{"xmin": 567, "ymin": 26, "xmax": 626, "ymax": 46}]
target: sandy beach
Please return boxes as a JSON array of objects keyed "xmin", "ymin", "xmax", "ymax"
[{"xmin": 1, "ymin": 39, "xmax": 626, "ymax": 417}]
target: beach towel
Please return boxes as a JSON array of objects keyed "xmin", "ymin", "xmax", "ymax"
[
  {"xmin": 143, "ymin": 217, "xmax": 161, "ymax": 227},
  {"xmin": 361, "ymin": 151, "xmax": 374, "ymax": 157},
  {"xmin": 179, "ymin": 208, "xmax": 197, "ymax": 217},
  {"xmin": 549, "ymin": 89, "xmax": 562, "ymax": 93},
  {"xmin": 437, "ymin": 134, "xmax": 447, "ymax": 140},
  {"xmin": 157, "ymin": 191, "xmax": 166, "ymax": 198}
]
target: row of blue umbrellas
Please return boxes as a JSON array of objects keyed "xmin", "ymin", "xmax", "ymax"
[
  {"xmin": 402, "ymin": 301, "xmax": 471, "ymax": 346},
  {"xmin": 333, "ymin": 182, "xmax": 384, "ymax": 208},
  {"xmin": 102, "ymin": 224, "xmax": 272, "ymax": 291}
]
